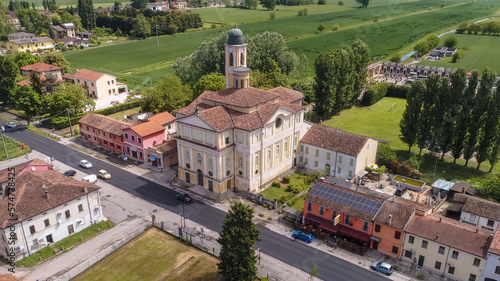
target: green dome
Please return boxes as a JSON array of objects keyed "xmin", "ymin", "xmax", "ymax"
[{"xmin": 228, "ymin": 25, "xmax": 244, "ymax": 45}]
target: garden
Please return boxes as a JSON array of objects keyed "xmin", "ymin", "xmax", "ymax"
[{"xmin": 259, "ymin": 172, "xmax": 314, "ymax": 211}]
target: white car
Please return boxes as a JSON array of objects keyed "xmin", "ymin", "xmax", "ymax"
[
  {"xmin": 6, "ymin": 122, "xmax": 17, "ymax": 128},
  {"xmin": 79, "ymin": 160, "xmax": 92, "ymax": 169},
  {"xmin": 82, "ymin": 174, "xmax": 97, "ymax": 183}
]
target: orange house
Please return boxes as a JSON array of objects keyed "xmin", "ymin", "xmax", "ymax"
[
  {"xmin": 372, "ymin": 198, "xmax": 432, "ymax": 259},
  {"xmin": 78, "ymin": 113, "xmax": 131, "ymax": 154},
  {"xmin": 303, "ymin": 181, "xmax": 386, "ymax": 247}
]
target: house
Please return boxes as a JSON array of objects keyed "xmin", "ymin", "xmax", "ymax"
[
  {"xmin": 63, "ymin": 73, "xmax": 75, "ymax": 83},
  {"xmin": 459, "ymin": 194, "xmax": 500, "ymax": 232},
  {"xmin": 73, "ymin": 69, "xmax": 128, "ymax": 99},
  {"xmin": 480, "ymin": 229, "xmax": 500, "ymax": 281},
  {"xmin": 5, "ymin": 11, "xmax": 21, "ymax": 29},
  {"xmin": 20, "ymin": 62, "xmax": 63, "ymax": 80},
  {"xmin": 402, "ymin": 214, "xmax": 490, "ymax": 281},
  {"xmin": 146, "ymin": 111, "xmax": 176, "ymax": 139},
  {"xmin": 5, "ymin": 33, "xmax": 55, "ymax": 54},
  {"xmin": 147, "ymin": 139, "xmax": 178, "ymax": 169},
  {"xmin": 170, "ymin": 1, "xmax": 188, "ymax": 9},
  {"xmin": 52, "ymin": 23, "xmax": 76, "ymax": 40},
  {"xmin": 146, "ymin": 2, "xmax": 169, "ymax": 10},
  {"xmin": 303, "ymin": 181, "xmax": 388, "ymax": 254},
  {"xmin": 372, "ymin": 197, "xmax": 432, "ymax": 259},
  {"xmin": 0, "ymin": 169, "xmax": 104, "ymax": 261},
  {"xmin": 174, "ymin": 26, "xmax": 309, "ymax": 195},
  {"xmin": 123, "ymin": 120, "xmax": 166, "ymax": 162},
  {"xmin": 0, "ymin": 159, "xmax": 51, "ymax": 198},
  {"xmin": 78, "ymin": 113, "xmax": 131, "ymax": 154},
  {"xmin": 298, "ymin": 124, "xmax": 378, "ymax": 180},
  {"xmin": 55, "ymin": 36, "xmax": 84, "ymax": 47},
  {"xmin": 77, "ymin": 32, "xmax": 94, "ymax": 47}
]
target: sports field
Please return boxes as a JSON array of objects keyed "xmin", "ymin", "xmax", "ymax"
[
  {"xmin": 72, "ymin": 227, "xmax": 222, "ymax": 281},
  {"xmin": 60, "ymin": 0, "xmax": 500, "ymax": 88},
  {"xmin": 418, "ymin": 33, "xmax": 500, "ymax": 74}
]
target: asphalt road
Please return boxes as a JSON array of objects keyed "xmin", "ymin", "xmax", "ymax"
[{"xmin": 4, "ymin": 124, "xmax": 390, "ymax": 281}]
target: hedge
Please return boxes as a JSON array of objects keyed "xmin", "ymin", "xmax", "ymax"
[
  {"xmin": 385, "ymin": 84, "xmax": 410, "ymax": 99},
  {"xmin": 362, "ymin": 83, "xmax": 390, "ymax": 106},
  {"xmin": 43, "ymin": 100, "xmax": 141, "ymax": 130}
]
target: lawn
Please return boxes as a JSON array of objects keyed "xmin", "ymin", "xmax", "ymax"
[
  {"xmin": 418, "ymin": 33, "xmax": 500, "ymax": 74},
  {"xmin": 259, "ymin": 172, "xmax": 310, "ymax": 201},
  {"xmin": 72, "ymin": 227, "xmax": 221, "ymax": 281},
  {"xmin": 107, "ymin": 106, "xmax": 142, "ymax": 121},
  {"xmin": 0, "ymin": 135, "xmax": 31, "ymax": 161},
  {"xmin": 62, "ymin": 0, "xmax": 500, "ymax": 88}
]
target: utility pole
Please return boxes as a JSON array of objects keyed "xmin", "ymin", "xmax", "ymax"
[
  {"xmin": 1, "ymin": 128, "xmax": 8, "ymax": 159},
  {"xmin": 67, "ymin": 109, "xmax": 73, "ymax": 137},
  {"xmin": 156, "ymin": 25, "xmax": 159, "ymax": 47}
]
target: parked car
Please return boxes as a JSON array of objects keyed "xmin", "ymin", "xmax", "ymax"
[
  {"xmin": 176, "ymin": 193, "xmax": 191, "ymax": 203},
  {"xmin": 6, "ymin": 122, "xmax": 17, "ymax": 128},
  {"xmin": 371, "ymin": 261, "xmax": 394, "ymax": 275},
  {"xmin": 98, "ymin": 170, "xmax": 111, "ymax": 179},
  {"xmin": 79, "ymin": 160, "xmax": 92, "ymax": 169},
  {"xmin": 82, "ymin": 174, "xmax": 97, "ymax": 183},
  {"xmin": 63, "ymin": 170, "xmax": 76, "ymax": 177},
  {"xmin": 292, "ymin": 231, "xmax": 314, "ymax": 243}
]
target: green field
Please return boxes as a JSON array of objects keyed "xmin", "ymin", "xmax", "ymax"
[
  {"xmin": 61, "ymin": 0, "xmax": 500, "ymax": 88},
  {"xmin": 418, "ymin": 33, "xmax": 500, "ymax": 74}
]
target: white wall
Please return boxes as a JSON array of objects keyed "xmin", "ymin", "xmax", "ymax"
[{"xmin": 481, "ymin": 252, "xmax": 500, "ymax": 281}]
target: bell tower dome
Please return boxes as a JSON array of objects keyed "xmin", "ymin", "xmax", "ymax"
[{"xmin": 225, "ymin": 25, "xmax": 249, "ymax": 89}]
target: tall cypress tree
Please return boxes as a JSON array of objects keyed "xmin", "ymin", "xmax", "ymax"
[
  {"xmin": 350, "ymin": 39, "xmax": 370, "ymax": 105},
  {"xmin": 416, "ymin": 74, "xmax": 439, "ymax": 155},
  {"xmin": 435, "ymin": 77, "xmax": 454, "ymax": 160},
  {"xmin": 462, "ymin": 70, "xmax": 479, "ymax": 166},
  {"xmin": 450, "ymin": 68, "xmax": 468, "ymax": 163},
  {"xmin": 488, "ymin": 85, "xmax": 500, "ymax": 172},
  {"xmin": 78, "ymin": 0, "xmax": 96, "ymax": 30},
  {"xmin": 475, "ymin": 68, "xmax": 497, "ymax": 169},
  {"xmin": 399, "ymin": 80, "xmax": 424, "ymax": 153}
]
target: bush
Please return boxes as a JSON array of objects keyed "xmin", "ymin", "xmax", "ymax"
[
  {"xmin": 377, "ymin": 143, "xmax": 397, "ymax": 167},
  {"xmin": 444, "ymin": 36, "xmax": 457, "ymax": 48},
  {"xmin": 365, "ymin": 165, "xmax": 386, "ymax": 173},
  {"xmin": 287, "ymin": 197, "xmax": 298, "ymax": 206},
  {"xmin": 268, "ymin": 206, "xmax": 273, "ymax": 210},
  {"xmin": 391, "ymin": 159, "xmax": 401, "ymax": 173},
  {"xmin": 385, "ymin": 84, "xmax": 409, "ymax": 99},
  {"xmin": 282, "ymin": 176, "xmax": 290, "ymax": 184},
  {"xmin": 337, "ymin": 0, "xmax": 343, "ymax": 5},
  {"xmin": 270, "ymin": 12, "xmax": 275, "ymax": 20},
  {"xmin": 259, "ymin": 212, "xmax": 265, "ymax": 217},
  {"xmin": 268, "ymin": 216, "xmax": 273, "ymax": 220},
  {"xmin": 404, "ymin": 155, "xmax": 420, "ymax": 170},
  {"xmin": 362, "ymin": 83, "xmax": 390, "ymax": 106},
  {"xmin": 318, "ymin": 0, "xmax": 326, "ymax": 4},
  {"xmin": 332, "ymin": 24, "xmax": 340, "ymax": 31},
  {"xmin": 297, "ymin": 8, "xmax": 308, "ymax": 16},
  {"xmin": 272, "ymin": 181, "xmax": 281, "ymax": 188},
  {"xmin": 279, "ymin": 195, "xmax": 287, "ymax": 202},
  {"xmin": 417, "ymin": 274, "xmax": 425, "ymax": 280}
]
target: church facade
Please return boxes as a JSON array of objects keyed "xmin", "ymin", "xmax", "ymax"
[{"xmin": 174, "ymin": 26, "xmax": 310, "ymax": 195}]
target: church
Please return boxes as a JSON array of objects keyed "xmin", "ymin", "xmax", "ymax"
[{"xmin": 174, "ymin": 26, "xmax": 377, "ymax": 196}]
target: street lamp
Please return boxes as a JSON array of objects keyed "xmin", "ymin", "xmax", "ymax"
[{"xmin": 257, "ymin": 248, "xmax": 261, "ymax": 265}]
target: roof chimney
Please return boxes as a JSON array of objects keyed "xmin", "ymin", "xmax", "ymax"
[
  {"xmin": 476, "ymin": 229, "xmax": 479, "ymax": 233},
  {"xmin": 195, "ymin": 107, "xmax": 200, "ymax": 115},
  {"xmin": 388, "ymin": 215, "xmax": 393, "ymax": 226},
  {"xmin": 17, "ymin": 213, "xmax": 22, "ymax": 220},
  {"xmin": 435, "ymin": 235, "xmax": 439, "ymax": 240},
  {"xmin": 439, "ymin": 217, "xmax": 442, "ymax": 222},
  {"xmin": 462, "ymin": 187, "xmax": 465, "ymax": 194},
  {"xmin": 83, "ymin": 186, "xmax": 88, "ymax": 193},
  {"xmin": 43, "ymin": 184, "xmax": 49, "ymax": 199}
]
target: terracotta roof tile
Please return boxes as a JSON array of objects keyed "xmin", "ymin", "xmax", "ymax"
[
  {"xmin": 174, "ymin": 93, "xmax": 212, "ymax": 116},
  {"xmin": 0, "ymin": 159, "xmax": 51, "ymax": 183},
  {"xmin": 228, "ymin": 109, "xmax": 262, "ymax": 131},
  {"xmin": 202, "ymin": 87, "xmax": 278, "ymax": 108},
  {"xmin": 78, "ymin": 113, "xmax": 130, "ymax": 136},
  {"xmin": 0, "ymin": 170, "xmax": 100, "ymax": 228},
  {"xmin": 463, "ymin": 196, "xmax": 500, "ymax": 221},
  {"xmin": 374, "ymin": 198, "xmax": 431, "ymax": 230},
  {"xmin": 128, "ymin": 120, "xmax": 165, "ymax": 137},
  {"xmin": 268, "ymin": 86, "xmax": 304, "ymax": 103},
  {"xmin": 16, "ymin": 78, "xmax": 31, "ymax": 86},
  {"xmin": 20, "ymin": 62, "xmax": 62, "ymax": 72},
  {"xmin": 489, "ymin": 228, "xmax": 500, "ymax": 255},
  {"xmin": 197, "ymin": 106, "xmax": 233, "ymax": 132},
  {"xmin": 406, "ymin": 214, "xmax": 490, "ymax": 257},
  {"xmin": 153, "ymin": 139, "xmax": 177, "ymax": 155},
  {"xmin": 74, "ymin": 69, "xmax": 109, "ymax": 82},
  {"xmin": 63, "ymin": 73, "xmax": 75, "ymax": 80},
  {"xmin": 301, "ymin": 124, "xmax": 369, "ymax": 156},
  {"xmin": 147, "ymin": 111, "xmax": 175, "ymax": 126}
]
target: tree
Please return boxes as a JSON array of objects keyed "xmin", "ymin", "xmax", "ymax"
[
  {"xmin": 11, "ymin": 86, "xmax": 43, "ymax": 124},
  {"xmin": 433, "ymin": 77, "xmax": 454, "ymax": 160},
  {"xmin": 251, "ymin": 59, "xmax": 289, "ymax": 89},
  {"xmin": 350, "ymin": 39, "xmax": 370, "ymax": 104},
  {"xmin": 479, "ymin": 176, "xmax": 500, "ymax": 203},
  {"xmin": 14, "ymin": 52, "xmax": 41, "ymax": 67},
  {"xmin": 413, "ymin": 42, "xmax": 429, "ymax": 59},
  {"xmin": 416, "ymin": 74, "xmax": 439, "ymax": 154},
  {"xmin": 0, "ymin": 11, "xmax": 17, "ymax": 41},
  {"xmin": 474, "ymin": 68, "xmax": 497, "ymax": 169},
  {"xmin": 309, "ymin": 264, "xmax": 319, "ymax": 281},
  {"xmin": 355, "ymin": 0, "xmax": 369, "ymax": 7},
  {"xmin": 217, "ymin": 202, "xmax": 261, "ymax": 281},
  {"xmin": 30, "ymin": 72, "xmax": 44, "ymax": 95},
  {"xmin": 133, "ymin": 14, "xmax": 151, "ymax": 38},
  {"xmin": 399, "ymin": 80, "xmax": 423, "ymax": 152},
  {"xmin": 192, "ymin": 72, "xmax": 226, "ymax": 97},
  {"xmin": 0, "ymin": 55, "xmax": 19, "ymax": 103},
  {"xmin": 462, "ymin": 70, "xmax": 481, "ymax": 166},
  {"xmin": 338, "ymin": 0, "xmax": 343, "ymax": 5},
  {"xmin": 77, "ymin": 0, "xmax": 96, "ymax": 30},
  {"xmin": 131, "ymin": 0, "xmax": 148, "ymax": 9},
  {"xmin": 426, "ymin": 35, "xmax": 439, "ymax": 50},
  {"xmin": 42, "ymin": 53, "xmax": 70, "ymax": 74},
  {"xmin": 376, "ymin": 143, "xmax": 396, "ymax": 169},
  {"xmin": 317, "ymin": 24, "xmax": 325, "ymax": 33},
  {"xmin": 389, "ymin": 54, "xmax": 401, "ymax": 63},
  {"xmin": 263, "ymin": 0, "xmax": 275, "ymax": 10},
  {"xmin": 140, "ymin": 74, "xmax": 192, "ymax": 113},
  {"xmin": 47, "ymin": 83, "xmax": 94, "ymax": 116},
  {"xmin": 113, "ymin": 1, "xmax": 122, "ymax": 11},
  {"xmin": 444, "ymin": 36, "xmax": 457, "ymax": 48},
  {"xmin": 448, "ymin": 69, "xmax": 467, "ymax": 163}
]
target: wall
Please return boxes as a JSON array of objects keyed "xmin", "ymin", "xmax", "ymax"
[
  {"xmin": 461, "ymin": 211, "xmax": 499, "ymax": 232},
  {"xmin": 481, "ymin": 252, "xmax": 500, "ymax": 281},
  {"xmin": 371, "ymin": 223, "xmax": 404, "ymax": 258}
]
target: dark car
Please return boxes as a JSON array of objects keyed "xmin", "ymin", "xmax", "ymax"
[
  {"xmin": 176, "ymin": 193, "xmax": 192, "ymax": 203},
  {"xmin": 63, "ymin": 170, "xmax": 77, "ymax": 177}
]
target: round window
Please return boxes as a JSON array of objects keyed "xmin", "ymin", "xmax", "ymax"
[
  {"xmin": 186, "ymin": 163, "xmax": 191, "ymax": 169},
  {"xmin": 208, "ymin": 171, "xmax": 213, "ymax": 177},
  {"xmin": 226, "ymin": 170, "xmax": 230, "ymax": 176},
  {"xmin": 275, "ymin": 117, "xmax": 282, "ymax": 128}
]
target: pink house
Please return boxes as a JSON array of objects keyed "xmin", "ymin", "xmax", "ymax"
[{"xmin": 123, "ymin": 121, "xmax": 166, "ymax": 162}]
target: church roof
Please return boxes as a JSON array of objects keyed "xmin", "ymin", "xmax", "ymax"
[
  {"xmin": 227, "ymin": 25, "xmax": 244, "ymax": 45},
  {"xmin": 202, "ymin": 87, "xmax": 278, "ymax": 108}
]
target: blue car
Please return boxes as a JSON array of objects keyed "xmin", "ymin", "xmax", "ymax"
[
  {"xmin": 292, "ymin": 231, "xmax": 314, "ymax": 243},
  {"xmin": 371, "ymin": 261, "xmax": 394, "ymax": 275}
]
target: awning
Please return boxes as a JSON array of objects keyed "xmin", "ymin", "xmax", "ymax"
[
  {"xmin": 338, "ymin": 226, "xmax": 371, "ymax": 242},
  {"xmin": 319, "ymin": 220, "xmax": 341, "ymax": 234},
  {"xmin": 370, "ymin": 236, "xmax": 381, "ymax": 242},
  {"xmin": 305, "ymin": 213, "xmax": 324, "ymax": 224},
  {"xmin": 148, "ymin": 155, "xmax": 157, "ymax": 161}
]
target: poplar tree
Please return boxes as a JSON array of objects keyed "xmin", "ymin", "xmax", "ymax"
[
  {"xmin": 399, "ymin": 80, "xmax": 424, "ymax": 153},
  {"xmin": 462, "ymin": 70, "xmax": 479, "ymax": 166},
  {"xmin": 475, "ymin": 68, "xmax": 497, "ymax": 169},
  {"xmin": 435, "ymin": 77, "xmax": 454, "ymax": 160},
  {"xmin": 449, "ymin": 68, "xmax": 468, "ymax": 163},
  {"xmin": 78, "ymin": 0, "xmax": 95, "ymax": 30},
  {"xmin": 416, "ymin": 74, "xmax": 439, "ymax": 155},
  {"xmin": 487, "ymin": 87, "xmax": 500, "ymax": 172}
]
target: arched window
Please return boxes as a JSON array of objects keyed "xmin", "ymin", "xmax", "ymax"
[
  {"xmin": 229, "ymin": 53, "xmax": 234, "ymax": 67},
  {"xmin": 240, "ymin": 52, "xmax": 244, "ymax": 66}
]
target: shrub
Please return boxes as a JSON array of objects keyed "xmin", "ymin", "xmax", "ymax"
[
  {"xmin": 391, "ymin": 159, "xmax": 401, "ymax": 173},
  {"xmin": 385, "ymin": 84, "xmax": 409, "ymax": 99},
  {"xmin": 297, "ymin": 8, "xmax": 308, "ymax": 16},
  {"xmin": 279, "ymin": 195, "xmax": 287, "ymax": 202},
  {"xmin": 337, "ymin": 0, "xmax": 343, "ymax": 5},
  {"xmin": 318, "ymin": 0, "xmax": 325, "ymax": 4},
  {"xmin": 332, "ymin": 24, "xmax": 340, "ymax": 31},
  {"xmin": 270, "ymin": 12, "xmax": 275, "ymax": 20},
  {"xmin": 389, "ymin": 54, "xmax": 401, "ymax": 63},
  {"xmin": 404, "ymin": 155, "xmax": 420, "ymax": 170},
  {"xmin": 269, "ymin": 206, "xmax": 274, "ymax": 210},
  {"xmin": 279, "ymin": 210, "xmax": 283, "ymax": 214},
  {"xmin": 268, "ymin": 216, "xmax": 273, "ymax": 220},
  {"xmin": 287, "ymin": 197, "xmax": 298, "ymax": 206},
  {"xmin": 259, "ymin": 212, "xmax": 265, "ymax": 217},
  {"xmin": 365, "ymin": 165, "xmax": 386, "ymax": 173},
  {"xmin": 417, "ymin": 274, "xmax": 425, "ymax": 280},
  {"xmin": 252, "ymin": 199, "xmax": 257, "ymax": 203},
  {"xmin": 444, "ymin": 36, "xmax": 457, "ymax": 48},
  {"xmin": 263, "ymin": 204, "xmax": 268, "ymax": 208},
  {"xmin": 377, "ymin": 143, "xmax": 397, "ymax": 167},
  {"xmin": 282, "ymin": 176, "xmax": 290, "ymax": 184},
  {"xmin": 362, "ymin": 83, "xmax": 390, "ymax": 106},
  {"xmin": 272, "ymin": 180, "xmax": 280, "ymax": 187}
]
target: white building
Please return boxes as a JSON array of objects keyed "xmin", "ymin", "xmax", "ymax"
[
  {"xmin": 481, "ymin": 229, "xmax": 500, "ymax": 281},
  {"xmin": 298, "ymin": 124, "xmax": 378, "ymax": 180},
  {"xmin": 0, "ymin": 170, "xmax": 104, "ymax": 261},
  {"xmin": 459, "ymin": 194, "xmax": 500, "ymax": 232}
]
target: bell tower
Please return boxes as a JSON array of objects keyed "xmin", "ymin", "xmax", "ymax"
[{"xmin": 225, "ymin": 25, "xmax": 249, "ymax": 89}]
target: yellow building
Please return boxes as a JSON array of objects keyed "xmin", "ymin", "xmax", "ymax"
[
  {"xmin": 6, "ymin": 33, "xmax": 55, "ymax": 53},
  {"xmin": 174, "ymin": 26, "xmax": 310, "ymax": 197}
]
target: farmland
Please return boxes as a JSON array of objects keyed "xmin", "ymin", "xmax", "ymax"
[{"xmin": 61, "ymin": 0, "xmax": 500, "ymax": 88}]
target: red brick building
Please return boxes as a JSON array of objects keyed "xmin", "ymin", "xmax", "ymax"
[{"xmin": 78, "ymin": 113, "xmax": 131, "ymax": 154}]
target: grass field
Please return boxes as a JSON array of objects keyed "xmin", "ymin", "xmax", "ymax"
[
  {"xmin": 61, "ymin": 0, "xmax": 500, "ymax": 88},
  {"xmin": 418, "ymin": 33, "xmax": 500, "ymax": 74},
  {"xmin": 0, "ymin": 135, "xmax": 30, "ymax": 161},
  {"xmin": 72, "ymin": 227, "xmax": 221, "ymax": 281}
]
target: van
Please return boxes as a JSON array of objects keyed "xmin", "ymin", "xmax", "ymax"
[{"xmin": 82, "ymin": 174, "xmax": 97, "ymax": 184}]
